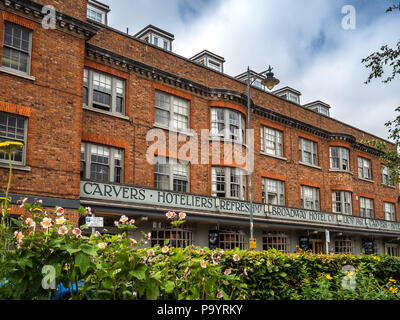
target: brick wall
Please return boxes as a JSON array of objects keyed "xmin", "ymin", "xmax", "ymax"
[
  {"xmin": 0, "ymin": 9, "xmax": 85, "ymax": 199},
  {"xmin": 0, "ymin": 1, "xmax": 398, "ymax": 225}
]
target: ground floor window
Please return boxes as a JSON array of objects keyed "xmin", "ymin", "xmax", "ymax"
[
  {"xmin": 334, "ymin": 237, "xmax": 353, "ymax": 254},
  {"xmin": 219, "ymin": 229, "xmax": 246, "ymax": 250},
  {"xmin": 385, "ymin": 243, "xmax": 400, "ymax": 257},
  {"xmin": 262, "ymin": 231, "xmax": 289, "ymax": 253},
  {"xmin": 151, "ymin": 223, "xmax": 193, "ymax": 248}
]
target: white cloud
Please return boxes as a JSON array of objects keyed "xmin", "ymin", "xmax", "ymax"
[{"xmin": 105, "ymin": 0, "xmax": 400, "ymax": 140}]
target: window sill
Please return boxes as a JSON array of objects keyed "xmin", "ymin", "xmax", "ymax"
[
  {"xmin": 208, "ymin": 136, "xmax": 248, "ymax": 148},
  {"xmin": 152, "ymin": 123, "xmax": 194, "ymax": 136},
  {"xmin": 382, "ymin": 184, "xmax": 396, "ymax": 189},
  {"xmin": 0, "ymin": 67, "xmax": 35, "ymax": 81},
  {"xmin": 260, "ymin": 151, "xmax": 287, "ymax": 161},
  {"xmin": 0, "ymin": 162, "xmax": 31, "ymax": 172},
  {"xmin": 358, "ymin": 177, "xmax": 374, "ymax": 184},
  {"xmin": 299, "ymin": 161, "xmax": 322, "ymax": 170},
  {"xmin": 83, "ymin": 106, "xmax": 130, "ymax": 121},
  {"xmin": 329, "ymin": 169, "xmax": 353, "ymax": 175}
]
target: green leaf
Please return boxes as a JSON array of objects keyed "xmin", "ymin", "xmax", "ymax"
[
  {"xmin": 80, "ymin": 244, "xmax": 98, "ymax": 256},
  {"xmin": 162, "ymin": 281, "xmax": 175, "ymax": 294},
  {"xmin": 75, "ymin": 252, "xmax": 90, "ymax": 276},
  {"xmin": 102, "ymin": 278, "xmax": 113, "ymax": 290},
  {"xmin": 129, "ymin": 263, "xmax": 147, "ymax": 280}
]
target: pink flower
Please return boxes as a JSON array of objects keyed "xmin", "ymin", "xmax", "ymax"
[
  {"xmin": 198, "ymin": 249, "xmax": 204, "ymax": 254},
  {"xmin": 41, "ymin": 218, "xmax": 52, "ymax": 229},
  {"xmin": 114, "ymin": 221, "xmax": 119, "ymax": 226},
  {"xmin": 25, "ymin": 218, "xmax": 35, "ymax": 228},
  {"xmin": 55, "ymin": 217, "xmax": 66, "ymax": 225},
  {"xmin": 243, "ymin": 268, "xmax": 248, "ymax": 276},
  {"xmin": 94, "ymin": 231, "xmax": 100, "ymax": 237},
  {"xmin": 216, "ymin": 256, "xmax": 221, "ymax": 262},
  {"xmin": 85, "ymin": 207, "xmax": 92, "ymax": 215},
  {"xmin": 58, "ymin": 226, "xmax": 68, "ymax": 235},
  {"xmin": 178, "ymin": 212, "xmax": 186, "ymax": 220},
  {"xmin": 147, "ymin": 249, "xmax": 155, "ymax": 256},
  {"xmin": 217, "ymin": 291, "xmax": 223, "ymax": 299},
  {"xmin": 14, "ymin": 231, "xmax": 24, "ymax": 240},
  {"xmin": 55, "ymin": 207, "xmax": 64, "ymax": 216},
  {"xmin": 200, "ymin": 260, "xmax": 206, "ymax": 268},
  {"xmin": 76, "ymin": 234, "xmax": 82, "ymax": 239},
  {"xmin": 98, "ymin": 242, "xmax": 107, "ymax": 249},
  {"xmin": 72, "ymin": 228, "xmax": 82, "ymax": 236},
  {"xmin": 37, "ymin": 199, "xmax": 43, "ymax": 205},
  {"xmin": 130, "ymin": 239, "xmax": 137, "ymax": 246},
  {"xmin": 233, "ymin": 254, "xmax": 240, "ymax": 262},
  {"xmin": 129, "ymin": 219, "xmax": 135, "ymax": 225},
  {"xmin": 224, "ymin": 268, "xmax": 231, "ymax": 276},
  {"xmin": 166, "ymin": 211, "xmax": 176, "ymax": 219},
  {"xmin": 120, "ymin": 215, "xmax": 129, "ymax": 223},
  {"xmin": 147, "ymin": 232, "xmax": 151, "ymax": 240},
  {"xmin": 19, "ymin": 198, "xmax": 28, "ymax": 208},
  {"xmin": 162, "ymin": 246, "xmax": 169, "ymax": 254}
]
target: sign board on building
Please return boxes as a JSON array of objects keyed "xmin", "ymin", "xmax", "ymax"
[
  {"xmin": 299, "ymin": 236, "xmax": 310, "ymax": 251},
  {"xmin": 249, "ymin": 238, "xmax": 257, "ymax": 249},
  {"xmin": 364, "ymin": 240, "xmax": 374, "ymax": 255},
  {"xmin": 208, "ymin": 230, "xmax": 219, "ymax": 250},
  {"xmin": 85, "ymin": 216, "xmax": 104, "ymax": 228},
  {"xmin": 80, "ymin": 181, "xmax": 400, "ymax": 234}
]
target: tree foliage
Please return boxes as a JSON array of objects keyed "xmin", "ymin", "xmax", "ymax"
[{"xmin": 361, "ymin": 2, "xmax": 400, "ymax": 181}]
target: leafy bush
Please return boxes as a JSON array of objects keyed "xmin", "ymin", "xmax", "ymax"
[{"xmin": 1, "ymin": 202, "xmax": 400, "ymax": 300}]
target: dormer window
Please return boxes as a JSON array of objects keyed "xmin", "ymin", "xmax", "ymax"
[
  {"xmin": 134, "ymin": 25, "xmax": 174, "ymax": 51},
  {"xmin": 272, "ymin": 87, "xmax": 301, "ymax": 104},
  {"xmin": 190, "ymin": 50, "xmax": 225, "ymax": 73},
  {"xmin": 235, "ymin": 70, "xmax": 266, "ymax": 91},
  {"xmin": 303, "ymin": 101, "xmax": 331, "ymax": 117},
  {"xmin": 86, "ymin": 0, "xmax": 110, "ymax": 25}
]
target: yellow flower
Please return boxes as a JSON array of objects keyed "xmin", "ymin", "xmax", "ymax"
[
  {"xmin": 389, "ymin": 278, "xmax": 397, "ymax": 284},
  {"xmin": 389, "ymin": 286, "xmax": 398, "ymax": 294},
  {"xmin": 326, "ymin": 274, "xmax": 332, "ymax": 280},
  {"xmin": 0, "ymin": 141, "xmax": 23, "ymax": 154}
]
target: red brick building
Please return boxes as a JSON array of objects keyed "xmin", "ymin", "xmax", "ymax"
[{"xmin": 1, "ymin": 0, "xmax": 399, "ymax": 255}]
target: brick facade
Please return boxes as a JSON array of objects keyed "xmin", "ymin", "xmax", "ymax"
[{"xmin": 0, "ymin": 1, "xmax": 399, "ymax": 254}]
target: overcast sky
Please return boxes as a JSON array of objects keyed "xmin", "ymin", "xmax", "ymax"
[{"xmin": 104, "ymin": 0, "xmax": 400, "ymax": 141}]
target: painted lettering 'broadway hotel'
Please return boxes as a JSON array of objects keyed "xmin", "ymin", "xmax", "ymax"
[{"xmin": 1, "ymin": 0, "xmax": 400, "ymax": 255}]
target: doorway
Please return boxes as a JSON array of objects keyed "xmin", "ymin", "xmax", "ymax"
[{"xmin": 310, "ymin": 240, "xmax": 325, "ymax": 254}]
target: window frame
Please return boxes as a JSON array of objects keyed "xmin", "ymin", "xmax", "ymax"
[
  {"xmin": 86, "ymin": 3, "xmax": 106, "ymax": 24},
  {"xmin": 332, "ymin": 191, "xmax": 352, "ymax": 215},
  {"xmin": 261, "ymin": 126, "xmax": 283, "ymax": 157},
  {"xmin": 151, "ymin": 222, "xmax": 193, "ymax": 248},
  {"xmin": 299, "ymin": 137, "xmax": 318, "ymax": 166},
  {"xmin": 219, "ymin": 229, "xmax": 246, "ymax": 250},
  {"xmin": 358, "ymin": 157, "xmax": 372, "ymax": 180},
  {"xmin": 301, "ymin": 185, "xmax": 320, "ymax": 211},
  {"xmin": 262, "ymin": 178, "xmax": 285, "ymax": 206},
  {"xmin": 384, "ymin": 202, "xmax": 396, "ymax": 222},
  {"xmin": 153, "ymin": 156, "xmax": 190, "ymax": 193},
  {"xmin": 154, "ymin": 90, "xmax": 190, "ymax": 131},
  {"xmin": 329, "ymin": 146, "xmax": 350, "ymax": 171},
  {"xmin": 81, "ymin": 142, "xmax": 124, "ymax": 184},
  {"xmin": 360, "ymin": 197, "xmax": 374, "ymax": 219},
  {"xmin": 0, "ymin": 112, "xmax": 28, "ymax": 166},
  {"xmin": 211, "ymin": 166, "xmax": 247, "ymax": 200},
  {"xmin": 210, "ymin": 108, "xmax": 246, "ymax": 143},
  {"xmin": 262, "ymin": 231, "xmax": 289, "ymax": 253},
  {"xmin": 83, "ymin": 68, "xmax": 126, "ymax": 116},
  {"xmin": 381, "ymin": 165, "xmax": 394, "ymax": 187},
  {"xmin": 1, "ymin": 21, "xmax": 33, "ymax": 76},
  {"xmin": 334, "ymin": 237, "xmax": 353, "ymax": 254}
]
